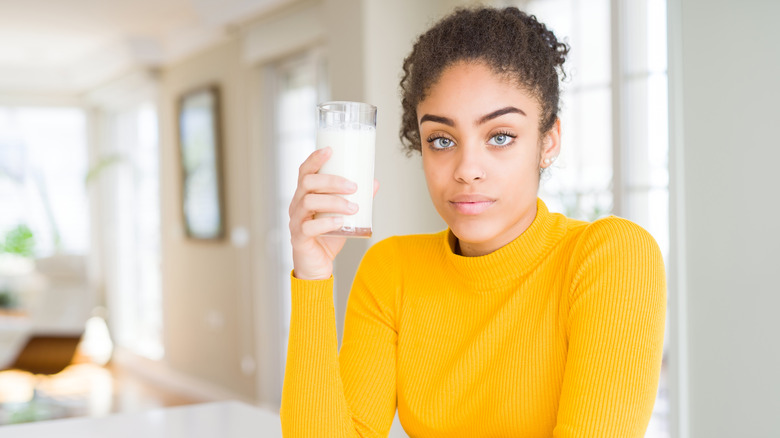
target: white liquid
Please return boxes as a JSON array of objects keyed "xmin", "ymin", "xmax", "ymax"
[{"xmin": 316, "ymin": 126, "xmax": 376, "ymax": 237}]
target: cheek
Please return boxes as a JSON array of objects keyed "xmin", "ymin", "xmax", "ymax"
[
  {"xmin": 493, "ymin": 151, "xmax": 540, "ymax": 189},
  {"xmin": 422, "ymin": 162, "xmax": 441, "ymax": 187},
  {"xmin": 422, "ymin": 156, "xmax": 450, "ymax": 197},
  {"xmin": 421, "ymin": 150, "xmax": 439, "ymax": 177}
]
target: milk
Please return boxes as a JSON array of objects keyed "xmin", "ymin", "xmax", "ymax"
[{"xmin": 316, "ymin": 126, "xmax": 376, "ymax": 237}]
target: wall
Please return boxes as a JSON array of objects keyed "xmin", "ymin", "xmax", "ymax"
[
  {"xmin": 159, "ymin": 37, "xmax": 257, "ymax": 400},
  {"xmin": 670, "ymin": 0, "xmax": 780, "ymax": 436},
  {"xmin": 363, "ymin": 0, "xmax": 448, "ymax": 244}
]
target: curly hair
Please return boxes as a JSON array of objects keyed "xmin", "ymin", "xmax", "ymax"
[{"xmin": 399, "ymin": 6, "xmax": 569, "ymax": 154}]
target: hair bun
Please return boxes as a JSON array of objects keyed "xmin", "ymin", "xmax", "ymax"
[
  {"xmin": 504, "ymin": 7, "xmax": 569, "ymax": 74},
  {"xmin": 399, "ymin": 6, "xmax": 570, "ymax": 153}
]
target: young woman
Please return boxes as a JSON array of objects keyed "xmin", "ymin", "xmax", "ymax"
[{"xmin": 282, "ymin": 6, "xmax": 666, "ymax": 438}]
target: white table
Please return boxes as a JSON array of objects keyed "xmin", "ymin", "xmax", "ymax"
[{"xmin": 0, "ymin": 401, "xmax": 282, "ymax": 438}]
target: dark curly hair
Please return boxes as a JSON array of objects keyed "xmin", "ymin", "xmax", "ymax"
[{"xmin": 399, "ymin": 6, "xmax": 569, "ymax": 154}]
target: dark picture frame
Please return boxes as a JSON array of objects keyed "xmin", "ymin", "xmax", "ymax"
[{"xmin": 177, "ymin": 85, "xmax": 226, "ymax": 240}]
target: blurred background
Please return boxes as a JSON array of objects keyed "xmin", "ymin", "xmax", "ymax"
[{"xmin": 0, "ymin": 0, "xmax": 777, "ymax": 437}]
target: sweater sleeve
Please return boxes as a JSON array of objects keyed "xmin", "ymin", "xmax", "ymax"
[
  {"xmin": 553, "ymin": 217, "xmax": 667, "ymax": 438},
  {"xmin": 280, "ymin": 238, "xmax": 399, "ymax": 438}
]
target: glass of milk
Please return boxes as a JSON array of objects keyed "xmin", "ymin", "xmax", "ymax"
[{"xmin": 315, "ymin": 101, "xmax": 377, "ymax": 238}]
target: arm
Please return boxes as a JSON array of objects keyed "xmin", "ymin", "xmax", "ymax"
[
  {"xmin": 554, "ymin": 218, "xmax": 667, "ymax": 438},
  {"xmin": 282, "ymin": 147, "xmax": 393, "ymax": 437},
  {"xmin": 280, "ymin": 240, "xmax": 399, "ymax": 437}
]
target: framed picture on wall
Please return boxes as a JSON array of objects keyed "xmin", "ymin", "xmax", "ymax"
[{"xmin": 177, "ymin": 85, "xmax": 226, "ymax": 240}]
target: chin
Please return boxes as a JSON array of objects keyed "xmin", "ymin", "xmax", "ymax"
[{"xmin": 448, "ymin": 218, "xmax": 500, "ymax": 246}]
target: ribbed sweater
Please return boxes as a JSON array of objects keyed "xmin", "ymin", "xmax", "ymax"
[{"xmin": 281, "ymin": 199, "xmax": 666, "ymax": 437}]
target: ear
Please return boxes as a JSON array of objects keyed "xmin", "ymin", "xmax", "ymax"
[{"xmin": 540, "ymin": 118, "xmax": 561, "ymax": 168}]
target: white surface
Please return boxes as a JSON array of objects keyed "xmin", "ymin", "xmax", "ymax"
[
  {"xmin": 0, "ymin": 401, "xmax": 281, "ymax": 438},
  {"xmin": 0, "ymin": 0, "xmax": 293, "ymax": 94},
  {"xmin": 242, "ymin": 0, "xmax": 325, "ymax": 64},
  {"xmin": 671, "ymin": 0, "xmax": 780, "ymax": 437}
]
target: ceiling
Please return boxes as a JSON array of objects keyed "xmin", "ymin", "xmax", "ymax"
[{"xmin": 0, "ymin": 0, "xmax": 289, "ymax": 95}]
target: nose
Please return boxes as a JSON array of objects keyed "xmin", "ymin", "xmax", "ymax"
[{"xmin": 453, "ymin": 144, "xmax": 486, "ymax": 184}]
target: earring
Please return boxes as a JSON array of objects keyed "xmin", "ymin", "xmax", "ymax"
[{"xmin": 544, "ymin": 158, "xmax": 551, "ymax": 165}]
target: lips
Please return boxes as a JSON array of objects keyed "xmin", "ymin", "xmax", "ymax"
[{"xmin": 449, "ymin": 194, "xmax": 496, "ymax": 215}]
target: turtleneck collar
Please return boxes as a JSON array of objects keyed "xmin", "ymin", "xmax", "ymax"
[{"xmin": 440, "ymin": 198, "xmax": 568, "ymax": 291}]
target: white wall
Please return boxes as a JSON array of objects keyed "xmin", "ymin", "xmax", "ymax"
[
  {"xmin": 159, "ymin": 37, "xmax": 257, "ymax": 401},
  {"xmin": 670, "ymin": 0, "xmax": 780, "ymax": 436}
]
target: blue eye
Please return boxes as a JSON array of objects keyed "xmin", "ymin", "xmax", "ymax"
[
  {"xmin": 488, "ymin": 133, "xmax": 514, "ymax": 146},
  {"xmin": 430, "ymin": 137, "xmax": 454, "ymax": 149}
]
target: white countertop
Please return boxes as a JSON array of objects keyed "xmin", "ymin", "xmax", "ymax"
[{"xmin": 0, "ymin": 401, "xmax": 282, "ymax": 438}]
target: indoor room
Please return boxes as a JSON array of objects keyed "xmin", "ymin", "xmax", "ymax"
[{"xmin": 0, "ymin": 0, "xmax": 777, "ymax": 437}]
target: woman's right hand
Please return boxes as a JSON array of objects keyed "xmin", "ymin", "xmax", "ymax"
[{"xmin": 289, "ymin": 147, "xmax": 359, "ymax": 280}]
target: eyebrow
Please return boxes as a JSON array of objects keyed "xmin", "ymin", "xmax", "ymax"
[
  {"xmin": 419, "ymin": 106, "xmax": 526, "ymax": 127},
  {"xmin": 477, "ymin": 106, "xmax": 526, "ymax": 125},
  {"xmin": 419, "ymin": 114, "xmax": 455, "ymax": 126}
]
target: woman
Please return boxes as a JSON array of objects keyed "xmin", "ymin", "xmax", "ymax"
[{"xmin": 282, "ymin": 6, "xmax": 665, "ymax": 438}]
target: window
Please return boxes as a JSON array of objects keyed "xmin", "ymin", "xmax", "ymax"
[
  {"xmin": 526, "ymin": 0, "xmax": 615, "ymax": 221},
  {"xmin": 0, "ymin": 106, "xmax": 89, "ymax": 257},
  {"xmin": 506, "ymin": 0, "xmax": 670, "ymax": 436},
  {"xmin": 99, "ymin": 102, "xmax": 163, "ymax": 360},
  {"xmin": 269, "ymin": 49, "xmax": 328, "ymax": 381}
]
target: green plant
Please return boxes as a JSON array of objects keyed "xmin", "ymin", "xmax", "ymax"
[
  {"xmin": 1, "ymin": 224, "xmax": 36, "ymax": 257},
  {"xmin": 0, "ymin": 288, "xmax": 18, "ymax": 308},
  {"xmin": 84, "ymin": 153, "xmax": 128, "ymax": 186}
]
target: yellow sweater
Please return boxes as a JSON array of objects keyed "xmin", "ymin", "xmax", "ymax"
[{"xmin": 281, "ymin": 199, "xmax": 666, "ymax": 437}]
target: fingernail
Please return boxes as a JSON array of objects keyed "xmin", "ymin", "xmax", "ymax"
[
  {"xmin": 345, "ymin": 181, "xmax": 357, "ymax": 191},
  {"xmin": 347, "ymin": 202, "xmax": 358, "ymax": 212}
]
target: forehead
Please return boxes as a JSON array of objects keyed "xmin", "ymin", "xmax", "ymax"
[{"xmin": 417, "ymin": 61, "xmax": 541, "ymax": 122}]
